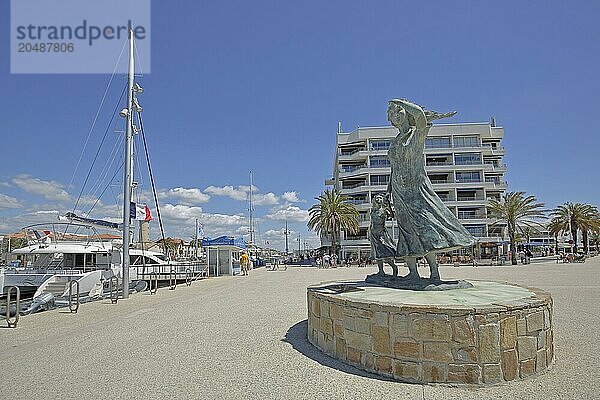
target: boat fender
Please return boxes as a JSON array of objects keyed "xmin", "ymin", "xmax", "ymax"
[{"xmin": 23, "ymin": 293, "xmax": 55, "ymax": 314}]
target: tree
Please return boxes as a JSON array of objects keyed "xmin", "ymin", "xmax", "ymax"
[
  {"xmin": 551, "ymin": 203, "xmax": 600, "ymax": 254},
  {"xmin": 487, "ymin": 191, "xmax": 546, "ymax": 265},
  {"xmin": 547, "ymin": 218, "xmax": 563, "ymax": 255},
  {"xmin": 307, "ymin": 190, "xmax": 359, "ymax": 257}
]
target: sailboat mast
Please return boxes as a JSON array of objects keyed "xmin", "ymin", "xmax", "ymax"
[
  {"xmin": 249, "ymin": 171, "xmax": 254, "ymax": 244},
  {"xmin": 121, "ymin": 28, "xmax": 135, "ymax": 299}
]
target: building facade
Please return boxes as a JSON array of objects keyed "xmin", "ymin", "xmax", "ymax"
[{"xmin": 327, "ymin": 121, "xmax": 508, "ymax": 260}]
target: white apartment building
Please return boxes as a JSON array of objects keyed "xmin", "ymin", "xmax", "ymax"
[{"xmin": 326, "ymin": 121, "xmax": 508, "ymax": 260}]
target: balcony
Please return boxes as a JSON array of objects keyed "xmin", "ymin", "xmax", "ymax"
[
  {"xmin": 345, "ymin": 199, "xmax": 369, "ymax": 206},
  {"xmin": 338, "ymin": 165, "xmax": 369, "ymax": 178},
  {"xmin": 458, "ymin": 212, "xmax": 488, "ymax": 220},
  {"xmin": 342, "ymin": 181, "xmax": 367, "ymax": 190},
  {"xmin": 344, "ymin": 235, "xmax": 369, "ymax": 241},
  {"xmin": 456, "ymin": 196, "xmax": 485, "ymax": 202},
  {"xmin": 338, "ymin": 149, "xmax": 369, "ymax": 161}
]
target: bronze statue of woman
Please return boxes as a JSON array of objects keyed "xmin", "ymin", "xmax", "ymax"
[{"xmin": 386, "ymin": 99, "xmax": 475, "ymax": 280}]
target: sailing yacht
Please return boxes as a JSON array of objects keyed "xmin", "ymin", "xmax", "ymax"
[{"xmin": 1, "ymin": 28, "xmax": 207, "ymax": 305}]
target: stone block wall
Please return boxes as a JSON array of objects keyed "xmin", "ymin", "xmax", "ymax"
[{"xmin": 307, "ymin": 286, "xmax": 553, "ymax": 385}]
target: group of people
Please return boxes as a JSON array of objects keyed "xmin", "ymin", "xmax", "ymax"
[{"xmin": 315, "ymin": 254, "xmax": 338, "ymax": 268}]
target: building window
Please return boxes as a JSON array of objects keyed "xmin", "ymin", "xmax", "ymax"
[
  {"xmin": 485, "ymin": 175, "xmax": 501, "ymax": 184},
  {"xmin": 454, "ymin": 136, "xmax": 480, "ymax": 148},
  {"xmin": 425, "ymin": 137, "xmax": 451, "ymax": 149},
  {"xmin": 465, "ymin": 225, "xmax": 487, "ymax": 237},
  {"xmin": 369, "ymin": 155, "xmax": 390, "ymax": 167},
  {"xmin": 370, "ymin": 175, "xmax": 390, "ymax": 186},
  {"xmin": 370, "ymin": 140, "xmax": 391, "ymax": 151},
  {"xmin": 454, "ymin": 153, "xmax": 481, "ymax": 165},
  {"xmin": 456, "ymin": 171, "xmax": 481, "ymax": 183}
]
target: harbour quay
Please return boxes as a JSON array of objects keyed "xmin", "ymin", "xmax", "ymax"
[{"xmin": 1, "ymin": 259, "xmax": 599, "ymax": 400}]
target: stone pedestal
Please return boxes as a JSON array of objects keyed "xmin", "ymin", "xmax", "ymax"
[{"xmin": 307, "ymin": 280, "xmax": 553, "ymax": 385}]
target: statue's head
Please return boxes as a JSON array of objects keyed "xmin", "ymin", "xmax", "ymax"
[
  {"xmin": 387, "ymin": 100, "xmax": 407, "ymax": 126},
  {"xmin": 372, "ymin": 194, "xmax": 385, "ymax": 207}
]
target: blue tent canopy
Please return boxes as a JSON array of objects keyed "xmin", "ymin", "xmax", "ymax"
[{"xmin": 202, "ymin": 236, "xmax": 246, "ymax": 249}]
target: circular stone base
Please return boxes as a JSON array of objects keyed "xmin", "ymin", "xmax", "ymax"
[{"xmin": 307, "ymin": 280, "xmax": 554, "ymax": 385}]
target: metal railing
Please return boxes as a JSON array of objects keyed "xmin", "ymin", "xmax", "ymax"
[
  {"xmin": 169, "ymin": 270, "xmax": 177, "ymax": 290},
  {"xmin": 5, "ymin": 286, "xmax": 20, "ymax": 328},
  {"xmin": 185, "ymin": 268, "xmax": 192, "ymax": 286},
  {"xmin": 109, "ymin": 276, "xmax": 119, "ymax": 304},
  {"xmin": 457, "ymin": 196, "xmax": 485, "ymax": 201},
  {"xmin": 339, "ymin": 148, "xmax": 366, "ymax": 156},
  {"xmin": 149, "ymin": 272, "xmax": 158, "ymax": 294},
  {"xmin": 68, "ymin": 280, "xmax": 80, "ymax": 313}
]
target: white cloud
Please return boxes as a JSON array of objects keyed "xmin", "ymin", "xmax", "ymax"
[
  {"xmin": 0, "ymin": 193, "xmax": 22, "ymax": 209},
  {"xmin": 266, "ymin": 205, "xmax": 309, "ymax": 222},
  {"xmin": 11, "ymin": 175, "xmax": 71, "ymax": 202},
  {"xmin": 204, "ymin": 185, "xmax": 280, "ymax": 205},
  {"xmin": 282, "ymin": 191, "xmax": 302, "ymax": 203},
  {"xmin": 253, "ymin": 192, "xmax": 279, "ymax": 206},
  {"xmin": 205, "ymin": 185, "xmax": 249, "ymax": 201},
  {"xmin": 0, "ymin": 181, "xmax": 11, "ymax": 188},
  {"xmin": 77, "ymin": 195, "xmax": 102, "ymax": 207},
  {"xmin": 158, "ymin": 187, "xmax": 210, "ymax": 205},
  {"xmin": 0, "ymin": 210, "xmax": 61, "ymax": 232}
]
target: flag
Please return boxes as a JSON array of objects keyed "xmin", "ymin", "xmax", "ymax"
[
  {"xmin": 33, "ymin": 230, "xmax": 51, "ymax": 240},
  {"xmin": 198, "ymin": 223, "xmax": 205, "ymax": 238},
  {"xmin": 130, "ymin": 202, "xmax": 152, "ymax": 221}
]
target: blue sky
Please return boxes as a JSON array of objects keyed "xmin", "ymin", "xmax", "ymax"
[{"xmin": 1, "ymin": 1, "xmax": 599, "ymax": 250}]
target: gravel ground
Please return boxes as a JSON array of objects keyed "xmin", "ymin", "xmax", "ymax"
[{"xmin": 1, "ymin": 258, "xmax": 599, "ymax": 400}]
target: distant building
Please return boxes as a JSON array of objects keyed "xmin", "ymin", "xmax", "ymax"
[{"xmin": 326, "ymin": 121, "xmax": 508, "ymax": 260}]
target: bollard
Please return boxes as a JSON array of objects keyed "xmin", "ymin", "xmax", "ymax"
[
  {"xmin": 185, "ymin": 268, "xmax": 192, "ymax": 286},
  {"xmin": 109, "ymin": 276, "xmax": 119, "ymax": 304},
  {"xmin": 5, "ymin": 286, "xmax": 20, "ymax": 328},
  {"xmin": 149, "ymin": 271, "xmax": 158, "ymax": 294},
  {"xmin": 68, "ymin": 280, "xmax": 80, "ymax": 313},
  {"xmin": 169, "ymin": 269, "xmax": 177, "ymax": 290}
]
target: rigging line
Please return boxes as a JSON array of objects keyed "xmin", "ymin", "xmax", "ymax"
[
  {"xmin": 69, "ymin": 38, "xmax": 127, "ymax": 187},
  {"xmin": 138, "ymin": 112, "xmax": 168, "ymax": 255},
  {"xmin": 65, "ymin": 84, "xmax": 127, "ymax": 235},
  {"xmin": 87, "ymin": 128, "xmax": 124, "ymax": 200},
  {"xmin": 86, "ymin": 108, "xmax": 124, "ymax": 198},
  {"xmin": 86, "ymin": 160, "xmax": 124, "ymax": 216}
]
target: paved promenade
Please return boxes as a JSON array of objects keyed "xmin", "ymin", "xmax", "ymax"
[{"xmin": 1, "ymin": 258, "xmax": 599, "ymax": 399}]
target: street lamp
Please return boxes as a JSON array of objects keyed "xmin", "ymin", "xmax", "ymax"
[{"xmin": 284, "ymin": 221, "xmax": 290, "ymax": 255}]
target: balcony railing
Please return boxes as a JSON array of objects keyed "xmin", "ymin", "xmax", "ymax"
[
  {"xmin": 346, "ymin": 199, "xmax": 369, "ymax": 205},
  {"xmin": 458, "ymin": 213, "xmax": 488, "ymax": 220},
  {"xmin": 339, "ymin": 165, "xmax": 367, "ymax": 173},
  {"xmin": 424, "ymin": 143, "xmax": 505, "ymax": 151},
  {"xmin": 429, "ymin": 178, "xmax": 452, "ymax": 184},
  {"xmin": 342, "ymin": 182, "xmax": 366, "ymax": 189},
  {"xmin": 344, "ymin": 235, "xmax": 368, "ymax": 241},
  {"xmin": 426, "ymin": 161, "xmax": 453, "ymax": 166},
  {"xmin": 456, "ymin": 179, "xmax": 483, "ymax": 183},
  {"xmin": 340, "ymin": 148, "xmax": 366, "ymax": 156},
  {"xmin": 456, "ymin": 196, "xmax": 485, "ymax": 201}
]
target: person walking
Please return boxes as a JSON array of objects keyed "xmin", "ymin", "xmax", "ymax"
[{"xmin": 240, "ymin": 252, "xmax": 250, "ymax": 276}]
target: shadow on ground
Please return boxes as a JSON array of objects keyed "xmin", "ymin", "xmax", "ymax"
[{"xmin": 282, "ymin": 319, "xmax": 394, "ymax": 382}]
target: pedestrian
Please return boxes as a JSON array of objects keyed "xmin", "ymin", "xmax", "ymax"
[{"xmin": 240, "ymin": 252, "xmax": 249, "ymax": 276}]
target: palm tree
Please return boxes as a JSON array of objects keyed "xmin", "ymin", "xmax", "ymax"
[
  {"xmin": 551, "ymin": 203, "xmax": 600, "ymax": 254},
  {"xmin": 307, "ymin": 189, "xmax": 359, "ymax": 257},
  {"xmin": 547, "ymin": 217, "xmax": 563, "ymax": 255},
  {"xmin": 488, "ymin": 191, "xmax": 546, "ymax": 265}
]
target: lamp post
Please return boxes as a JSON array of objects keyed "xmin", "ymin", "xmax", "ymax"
[{"xmin": 284, "ymin": 221, "xmax": 290, "ymax": 255}]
